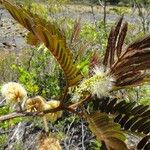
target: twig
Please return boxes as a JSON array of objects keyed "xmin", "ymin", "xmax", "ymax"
[
  {"xmin": 0, "ymin": 99, "xmax": 6, "ymax": 107},
  {"xmin": 27, "ymin": 49, "xmax": 35, "ymax": 71},
  {"xmin": 0, "ymin": 112, "xmax": 40, "ymax": 122},
  {"xmin": 0, "ymin": 103, "xmax": 82, "ymax": 122},
  {"xmin": 60, "ymin": 85, "xmax": 68, "ymax": 106},
  {"xmin": 98, "ymin": 0, "xmax": 104, "ymax": 7},
  {"xmin": 0, "ymin": 99, "xmax": 5, "ymax": 105},
  {"xmin": 0, "ymin": 107, "xmax": 57, "ymax": 122},
  {"xmin": 63, "ymin": 106, "xmax": 83, "ymax": 118},
  {"xmin": 64, "ymin": 116, "xmax": 75, "ymax": 150},
  {"xmin": 98, "ymin": 0, "xmax": 107, "ymax": 37},
  {"xmin": 43, "ymin": 116, "xmax": 49, "ymax": 133},
  {"xmin": 81, "ymin": 121, "xmax": 85, "ymax": 150},
  {"xmin": 90, "ymin": 5, "xmax": 102, "ymax": 48},
  {"xmin": 69, "ymin": 95, "xmax": 91, "ymax": 109}
]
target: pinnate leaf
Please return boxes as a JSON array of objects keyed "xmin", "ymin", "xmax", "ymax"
[
  {"xmin": 3, "ymin": 0, "xmax": 83, "ymax": 86},
  {"xmin": 85, "ymin": 111, "xmax": 127, "ymax": 150}
]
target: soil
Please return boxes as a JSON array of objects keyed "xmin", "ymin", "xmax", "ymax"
[
  {"xmin": 0, "ymin": 7, "xmax": 27, "ymax": 51},
  {"xmin": 0, "ymin": 4, "xmax": 148, "ymax": 52}
]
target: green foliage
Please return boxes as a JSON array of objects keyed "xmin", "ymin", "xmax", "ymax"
[
  {"xmin": 29, "ymin": 2, "xmax": 49, "ymax": 19},
  {"xmin": 47, "ymin": 0, "xmax": 69, "ymax": 14},
  {"xmin": 21, "ymin": 0, "xmax": 69, "ymax": 17},
  {"xmin": 0, "ymin": 106, "xmax": 10, "ymax": 129},
  {"xmin": 0, "ymin": 106, "xmax": 22, "ymax": 129},
  {"xmin": 15, "ymin": 144, "xmax": 22, "ymax": 150},
  {"xmin": 139, "ymin": 85, "xmax": 150, "ymax": 105},
  {"xmin": 16, "ymin": 66, "xmax": 39, "ymax": 95},
  {"xmin": 123, "ymin": 85, "xmax": 150, "ymax": 105},
  {"xmin": 109, "ymin": 6, "xmax": 131, "ymax": 15},
  {"xmin": 80, "ymin": 24, "xmax": 98, "ymax": 43},
  {"xmin": 0, "ymin": 52, "xmax": 17, "ymax": 83},
  {"xmin": 12, "ymin": 47, "xmax": 60, "ymax": 98},
  {"xmin": 0, "ymin": 135, "xmax": 7, "ymax": 148},
  {"xmin": 89, "ymin": 139, "xmax": 101, "ymax": 150}
]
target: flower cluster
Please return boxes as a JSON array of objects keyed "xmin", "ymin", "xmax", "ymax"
[
  {"xmin": 25, "ymin": 97, "xmax": 62, "ymax": 122},
  {"xmin": 1, "ymin": 82, "xmax": 62, "ymax": 122},
  {"xmin": 72, "ymin": 67, "xmax": 115, "ymax": 102}
]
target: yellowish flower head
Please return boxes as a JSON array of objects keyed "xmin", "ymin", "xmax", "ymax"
[
  {"xmin": 72, "ymin": 66, "xmax": 115, "ymax": 102},
  {"xmin": 26, "ymin": 97, "xmax": 62, "ymax": 122},
  {"xmin": 25, "ymin": 96, "xmax": 46, "ymax": 112},
  {"xmin": 38, "ymin": 133, "xmax": 62, "ymax": 150},
  {"xmin": 47, "ymin": 100, "xmax": 60, "ymax": 109},
  {"xmin": 45, "ymin": 100, "xmax": 62, "ymax": 122},
  {"xmin": 1, "ymin": 82, "xmax": 27, "ymax": 104}
]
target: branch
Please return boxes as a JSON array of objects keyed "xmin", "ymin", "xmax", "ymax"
[
  {"xmin": 60, "ymin": 85, "xmax": 69, "ymax": 106},
  {"xmin": 0, "ymin": 112, "xmax": 37, "ymax": 121},
  {"xmin": 0, "ymin": 103, "xmax": 83, "ymax": 122},
  {"xmin": 98, "ymin": 0, "xmax": 104, "ymax": 7},
  {"xmin": 69, "ymin": 95, "xmax": 91, "ymax": 109},
  {"xmin": 0, "ymin": 106, "xmax": 60, "ymax": 122},
  {"xmin": 0, "ymin": 94, "xmax": 92, "ymax": 122}
]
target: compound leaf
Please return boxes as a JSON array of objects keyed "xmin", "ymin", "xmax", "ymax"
[
  {"xmin": 3, "ymin": 0, "xmax": 83, "ymax": 87},
  {"xmin": 85, "ymin": 111, "xmax": 127, "ymax": 150}
]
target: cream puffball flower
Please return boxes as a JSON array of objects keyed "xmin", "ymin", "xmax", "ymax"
[
  {"xmin": 45, "ymin": 100, "xmax": 62, "ymax": 122},
  {"xmin": 25, "ymin": 96, "xmax": 47, "ymax": 112},
  {"xmin": 72, "ymin": 66, "xmax": 115, "ymax": 102},
  {"xmin": 38, "ymin": 133, "xmax": 62, "ymax": 150},
  {"xmin": 25, "ymin": 97, "xmax": 62, "ymax": 122},
  {"xmin": 1, "ymin": 82, "xmax": 27, "ymax": 104},
  {"xmin": 91, "ymin": 67, "xmax": 114, "ymax": 97}
]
